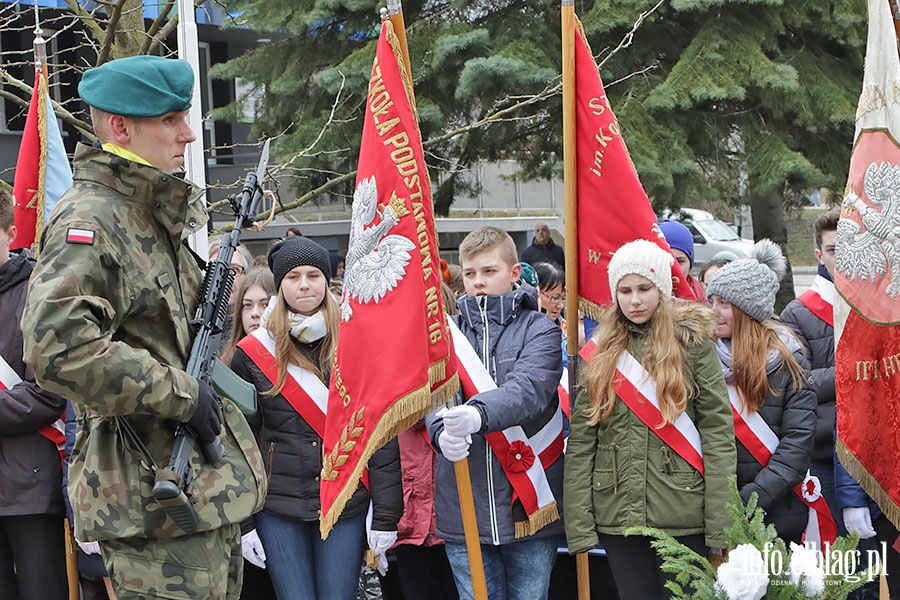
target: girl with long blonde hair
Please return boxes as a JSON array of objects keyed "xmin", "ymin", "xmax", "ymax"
[
  {"xmin": 706, "ymin": 239, "xmax": 816, "ymax": 544},
  {"xmin": 564, "ymin": 240, "xmax": 736, "ymax": 600},
  {"xmin": 229, "ymin": 237, "xmax": 402, "ymax": 600}
]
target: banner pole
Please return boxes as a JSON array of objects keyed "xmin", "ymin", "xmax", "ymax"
[
  {"xmin": 562, "ymin": 2, "xmax": 591, "ymax": 599},
  {"xmin": 453, "ymin": 458, "xmax": 489, "ymax": 599},
  {"xmin": 386, "ymin": 0, "xmax": 414, "ymax": 83}
]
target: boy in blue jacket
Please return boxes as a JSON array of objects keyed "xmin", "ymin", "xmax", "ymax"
[{"xmin": 427, "ymin": 226, "xmax": 564, "ymax": 600}]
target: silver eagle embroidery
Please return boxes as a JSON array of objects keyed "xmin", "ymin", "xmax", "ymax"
[
  {"xmin": 341, "ymin": 176, "xmax": 416, "ymax": 321},
  {"xmin": 836, "ymin": 161, "xmax": 900, "ymax": 298}
]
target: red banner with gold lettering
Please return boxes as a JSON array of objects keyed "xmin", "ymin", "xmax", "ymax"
[
  {"xmin": 835, "ymin": 0, "xmax": 900, "ymax": 529},
  {"xmin": 572, "ymin": 18, "xmax": 693, "ymax": 317},
  {"xmin": 320, "ymin": 20, "xmax": 457, "ymax": 537}
]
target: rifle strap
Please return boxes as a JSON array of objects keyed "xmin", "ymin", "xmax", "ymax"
[{"xmin": 114, "ymin": 416, "xmax": 161, "ymax": 473}]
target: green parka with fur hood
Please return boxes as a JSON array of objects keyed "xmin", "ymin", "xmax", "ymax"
[{"xmin": 563, "ymin": 304, "xmax": 736, "ymax": 552}]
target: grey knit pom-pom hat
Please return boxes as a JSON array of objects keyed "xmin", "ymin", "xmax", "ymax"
[{"xmin": 705, "ymin": 239, "xmax": 786, "ymax": 322}]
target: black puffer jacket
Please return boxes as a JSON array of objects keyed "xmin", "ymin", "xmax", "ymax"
[
  {"xmin": 231, "ymin": 335, "xmax": 402, "ymax": 530},
  {"xmin": 732, "ymin": 349, "xmax": 817, "ymax": 542},
  {"xmin": 779, "ymin": 277, "xmax": 835, "ymax": 466},
  {"xmin": 0, "ymin": 250, "xmax": 67, "ymax": 516}
]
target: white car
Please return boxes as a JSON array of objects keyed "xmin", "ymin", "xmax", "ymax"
[{"xmin": 660, "ymin": 208, "xmax": 754, "ymax": 266}]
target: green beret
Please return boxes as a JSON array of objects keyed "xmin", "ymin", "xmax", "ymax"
[{"xmin": 79, "ymin": 56, "xmax": 193, "ymax": 118}]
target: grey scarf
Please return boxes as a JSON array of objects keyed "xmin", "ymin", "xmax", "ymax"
[{"xmin": 715, "ymin": 329, "xmax": 802, "ymax": 384}]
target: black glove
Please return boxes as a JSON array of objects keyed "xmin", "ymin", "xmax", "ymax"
[{"xmin": 188, "ymin": 379, "xmax": 223, "ymax": 445}]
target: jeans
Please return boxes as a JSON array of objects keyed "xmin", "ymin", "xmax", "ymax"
[
  {"xmin": 255, "ymin": 509, "xmax": 367, "ymax": 600},
  {"xmin": 444, "ymin": 536, "xmax": 560, "ymax": 600}
]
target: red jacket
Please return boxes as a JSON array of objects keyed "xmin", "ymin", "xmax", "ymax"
[{"xmin": 395, "ymin": 421, "xmax": 443, "ymax": 547}]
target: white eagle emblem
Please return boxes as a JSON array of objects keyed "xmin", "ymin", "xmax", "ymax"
[
  {"xmin": 836, "ymin": 161, "xmax": 900, "ymax": 298},
  {"xmin": 341, "ymin": 176, "xmax": 416, "ymax": 321}
]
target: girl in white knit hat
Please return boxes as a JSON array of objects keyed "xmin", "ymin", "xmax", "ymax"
[
  {"xmin": 563, "ymin": 239, "xmax": 736, "ymax": 600},
  {"xmin": 706, "ymin": 239, "xmax": 817, "ymax": 545}
]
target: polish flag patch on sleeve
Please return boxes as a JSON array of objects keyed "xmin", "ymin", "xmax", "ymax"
[{"xmin": 66, "ymin": 228, "xmax": 95, "ymax": 245}]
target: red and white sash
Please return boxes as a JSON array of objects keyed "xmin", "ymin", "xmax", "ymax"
[
  {"xmin": 237, "ymin": 328, "xmax": 370, "ymax": 488},
  {"xmin": 449, "ymin": 320, "xmax": 563, "ymax": 537},
  {"xmin": 797, "ymin": 275, "xmax": 834, "ymax": 328},
  {"xmin": 238, "ymin": 327, "xmax": 328, "ymax": 434},
  {"xmin": 558, "ymin": 340, "xmax": 597, "ymax": 419},
  {"xmin": 614, "ymin": 350, "xmax": 705, "ymax": 476},
  {"xmin": 727, "ymin": 385, "xmax": 837, "ymax": 552},
  {"xmin": 0, "ymin": 355, "xmax": 65, "ymax": 461}
]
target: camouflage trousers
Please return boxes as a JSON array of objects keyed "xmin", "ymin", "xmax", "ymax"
[{"xmin": 101, "ymin": 523, "xmax": 243, "ymax": 599}]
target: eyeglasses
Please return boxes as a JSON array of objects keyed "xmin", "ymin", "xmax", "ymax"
[
  {"xmin": 541, "ymin": 291, "xmax": 566, "ymax": 304},
  {"xmin": 228, "ymin": 264, "xmax": 246, "ymax": 277}
]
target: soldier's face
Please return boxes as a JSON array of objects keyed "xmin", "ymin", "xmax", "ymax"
[
  {"xmin": 281, "ymin": 265, "xmax": 327, "ymax": 316},
  {"xmin": 126, "ymin": 111, "xmax": 197, "ymax": 173}
]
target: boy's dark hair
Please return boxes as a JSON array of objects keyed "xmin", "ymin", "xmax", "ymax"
[
  {"xmin": 814, "ymin": 208, "xmax": 840, "ymax": 249},
  {"xmin": 0, "ymin": 188, "xmax": 13, "ymax": 231}
]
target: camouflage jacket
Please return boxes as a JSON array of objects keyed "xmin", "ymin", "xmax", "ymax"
[{"xmin": 22, "ymin": 144, "xmax": 266, "ymax": 541}]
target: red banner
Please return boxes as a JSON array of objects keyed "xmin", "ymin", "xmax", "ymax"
[
  {"xmin": 320, "ymin": 20, "xmax": 457, "ymax": 537},
  {"xmin": 834, "ymin": 0, "xmax": 900, "ymax": 529},
  {"xmin": 572, "ymin": 19, "xmax": 693, "ymax": 317},
  {"xmin": 12, "ymin": 69, "xmax": 71, "ymax": 252}
]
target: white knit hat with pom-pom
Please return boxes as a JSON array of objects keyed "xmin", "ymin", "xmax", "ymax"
[{"xmin": 705, "ymin": 239, "xmax": 786, "ymax": 322}]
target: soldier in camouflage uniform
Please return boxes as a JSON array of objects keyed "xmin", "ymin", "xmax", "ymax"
[{"xmin": 22, "ymin": 56, "xmax": 266, "ymax": 600}]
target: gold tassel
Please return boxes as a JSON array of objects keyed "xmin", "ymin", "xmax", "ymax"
[
  {"xmin": 513, "ymin": 502, "xmax": 560, "ymax": 539},
  {"xmin": 579, "ymin": 297, "xmax": 606, "ymax": 323},
  {"xmin": 836, "ymin": 439, "xmax": 900, "ymax": 530},
  {"xmin": 35, "ymin": 71, "xmax": 49, "ymax": 258}
]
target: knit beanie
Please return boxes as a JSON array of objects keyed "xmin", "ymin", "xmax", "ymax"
[
  {"xmin": 268, "ymin": 237, "xmax": 332, "ymax": 290},
  {"xmin": 607, "ymin": 239, "xmax": 674, "ymax": 299},
  {"xmin": 658, "ymin": 220, "xmax": 695, "ymax": 267},
  {"xmin": 518, "ymin": 262, "xmax": 539, "ymax": 287},
  {"xmin": 705, "ymin": 239, "xmax": 786, "ymax": 322}
]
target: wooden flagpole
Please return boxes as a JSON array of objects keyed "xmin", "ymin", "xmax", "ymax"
[
  {"xmin": 386, "ymin": 0, "xmax": 413, "ymax": 83},
  {"xmin": 562, "ymin": 1, "xmax": 591, "ymax": 599},
  {"xmin": 381, "ymin": 2, "xmax": 486, "ymax": 596},
  {"xmin": 33, "ymin": 5, "xmax": 79, "ymax": 594}
]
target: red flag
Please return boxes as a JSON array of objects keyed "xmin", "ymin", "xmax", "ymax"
[
  {"xmin": 835, "ymin": 0, "xmax": 900, "ymax": 528},
  {"xmin": 12, "ymin": 69, "xmax": 71, "ymax": 252},
  {"xmin": 571, "ymin": 18, "xmax": 694, "ymax": 318},
  {"xmin": 320, "ymin": 20, "xmax": 457, "ymax": 537}
]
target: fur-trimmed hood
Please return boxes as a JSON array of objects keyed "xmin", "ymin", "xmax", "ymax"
[{"xmin": 673, "ymin": 301, "xmax": 717, "ymax": 347}]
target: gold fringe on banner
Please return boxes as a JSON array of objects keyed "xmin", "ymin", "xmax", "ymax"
[
  {"xmin": 35, "ymin": 69, "xmax": 49, "ymax": 258},
  {"xmin": 321, "ymin": 382, "xmax": 435, "ymax": 538},
  {"xmin": 513, "ymin": 501, "xmax": 560, "ymax": 539},
  {"xmin": 579, "ymin": 296, "xmax": 606, "ymax": 323},
  {"xmin": 836, "ymin": 437, "xmax": 900, "ymax": 530},
  {"xmin": 383, "ymin": 21, "xmax": 419, "ymax": 127}
]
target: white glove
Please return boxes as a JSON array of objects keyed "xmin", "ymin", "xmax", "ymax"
[
  {"xmin": 369, "ymin": 530, "xmax": 397, "ymax": 576},
  {"xmin": 843, "ymin": 507, "xmax": 876, "ymax": 539},
  {"xmin": 443, "ymin": 405, "xmax": 482, "ymax": 437},
  {"xmin": 241, "ymin": 529, "xmax": 267, "ymax": 569},
  {"xmin": 438, "ymin": 431, "xmax": 472, "ymax": 462},
  {"xmin": 76, "ymin": 539, "xmax": 101, "ymax": 556}
]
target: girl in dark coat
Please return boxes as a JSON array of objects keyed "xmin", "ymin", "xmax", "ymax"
[
  {"xmin": 707, "ymin": 240, "xmax": 817, "ymax": 543},
  {"xmin": 230, "ymin": 237, "xmax": 402, "ymax": 600}
]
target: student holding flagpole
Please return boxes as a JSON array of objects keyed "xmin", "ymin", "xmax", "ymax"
[
  {"xmin": 564, "ymin": 240, "xmax": 735, "ymax": 600},
  {"xmin": 229, "ymin": 237, "xmax": 402, "ymax": 600},
  {"xmin": 427, "ymin": 226, "xmax": 565, "ymax": 600},
  {"xmin": 706, "ymin": 240, "xmax": 818, "ymax": 545}
]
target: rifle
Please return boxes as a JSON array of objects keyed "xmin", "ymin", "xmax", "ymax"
[{"xmin": 152, "ymin": 139, "xmax": 271, "ymax": 534}]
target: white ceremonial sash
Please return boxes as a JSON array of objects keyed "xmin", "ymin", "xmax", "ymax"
[
  {"xmin": 449, "ymin": 319, "xmax": 563, "ymax": 537},
  {"xmin": 614, "ymin": 351, "xmax": 705, "ymax": 475}
]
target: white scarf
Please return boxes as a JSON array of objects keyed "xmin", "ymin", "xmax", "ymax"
[{"xmin": 259, "ymin": 296, "xmax": 328, "ymax": 343}]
